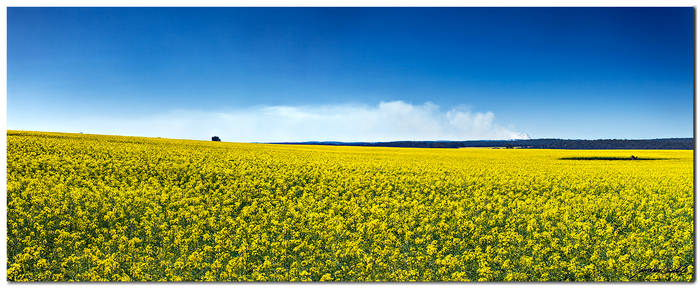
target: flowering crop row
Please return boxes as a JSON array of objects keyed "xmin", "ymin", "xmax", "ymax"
[{"xmin": 7, "ymin": 131, "xmax": 694, "ymax": 281}]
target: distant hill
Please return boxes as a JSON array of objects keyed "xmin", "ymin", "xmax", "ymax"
[{"xmin": 272, "ymin": 138, "xmax": 694, "ymax": 150}]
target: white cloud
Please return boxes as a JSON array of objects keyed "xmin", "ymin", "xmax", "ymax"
[{"xmin": 22, "ymin": 101, "xmax": 529, "ymax": 142}]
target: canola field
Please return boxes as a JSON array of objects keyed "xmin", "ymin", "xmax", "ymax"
[{"xmin": 7, "ymin": 131, "xmax": 694, "ymax": 281}]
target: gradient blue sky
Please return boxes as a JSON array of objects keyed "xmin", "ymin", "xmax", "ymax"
[{"xmin": 8, "ymin": 7, "xmax": 694, "ymax": 141}]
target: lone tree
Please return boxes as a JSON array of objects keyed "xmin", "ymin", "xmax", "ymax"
[
  {"xmin": 630, "ymin": 155, "xmax": 638, "ymax": 160},
  {"xmin": 212, "ymin": 136, "xmax": 221, "ymax": 142}
]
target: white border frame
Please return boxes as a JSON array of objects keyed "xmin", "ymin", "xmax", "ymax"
[{"xmin": 1, "ymin": 2, "xmax": 697, "ymax": 287}]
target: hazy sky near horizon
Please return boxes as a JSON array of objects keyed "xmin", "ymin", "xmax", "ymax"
[{"xmin": 8, "ymin": 7, "xmax": 694, "ymax": 141}]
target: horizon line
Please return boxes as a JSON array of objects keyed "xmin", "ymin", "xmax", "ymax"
[{"xmin": 7, "ymin": 129, "xmax": 694, "ymax": 143}]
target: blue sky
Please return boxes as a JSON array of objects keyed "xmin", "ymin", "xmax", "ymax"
[{"xmin": 8, "ymin": 7, "xmax": 694, "ymax": 141}]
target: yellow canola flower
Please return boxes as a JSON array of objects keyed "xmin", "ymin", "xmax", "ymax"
[{"xmin": 6, "ymin": 130, "xmax": 694, "ymax": 282}]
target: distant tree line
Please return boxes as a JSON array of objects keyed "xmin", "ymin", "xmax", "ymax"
[{"xmin": 273, "ymin": 138, "xmax": 694, "ymax": 150}]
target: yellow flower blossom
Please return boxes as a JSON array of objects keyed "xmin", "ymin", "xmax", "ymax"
[{"xmin": 6, "ymin": 131, "xmax": 693, "ymax": 282}]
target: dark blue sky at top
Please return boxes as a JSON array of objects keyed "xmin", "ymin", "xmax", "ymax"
[{"xmin": 8, "ymin": 7, "xmax": 694, "ymax": 139}]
